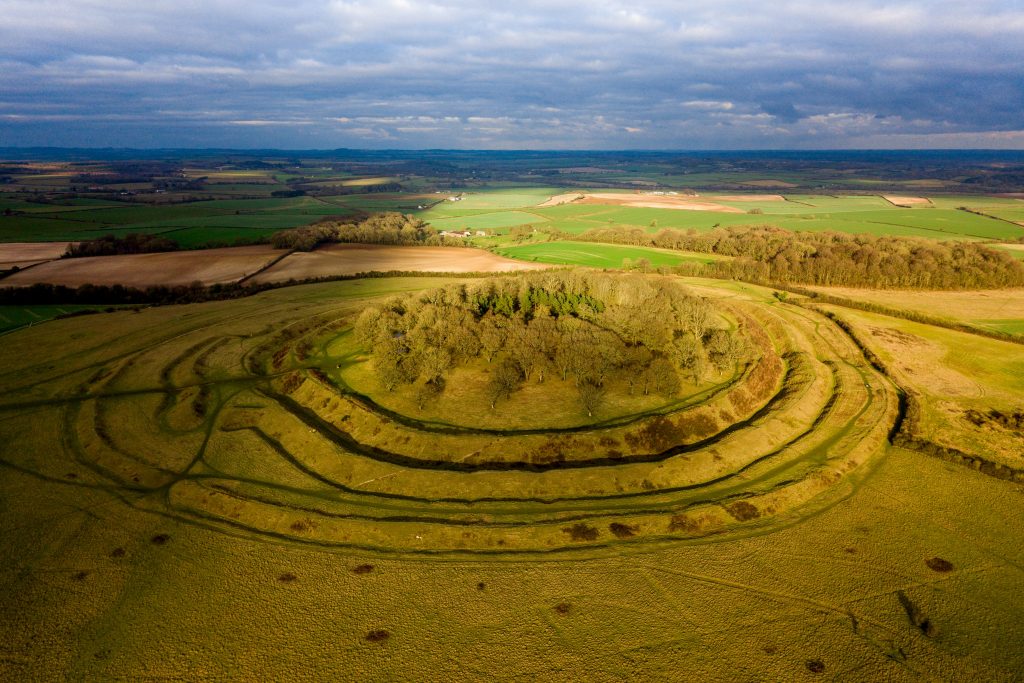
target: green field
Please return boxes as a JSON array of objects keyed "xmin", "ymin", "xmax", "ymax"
[
  {"xmin": 0, "ymin": 197, "xmax": 354, "ymax": 245},
  {"xmin": 496, "ymin": 241, "xmax": 721, "ymax": 268},
  {"xmin": 4, "ymin": 155, "xmax": 1024, "ymax": 248},
  {"xmin": 447, "ymin": 187, "xmax": 562, "ymax": 209},
  {"xmin": 0, "ymin": 304, "xmax": 108, "ymax": 333},
  {"xmin": 397, "ymin": 189, "xmax": 1024, "ymax": 242},
  {"xmin": 426, "ymin": 210, "xmax": 548, "ymax": 231}
]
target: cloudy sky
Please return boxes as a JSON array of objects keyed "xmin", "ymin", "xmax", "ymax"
[{"xmin": 1, "ymin": 0, "xmax": 1022, "ymax": 149}]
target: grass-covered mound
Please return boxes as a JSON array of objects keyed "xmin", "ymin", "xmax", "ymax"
[{"xmin": 351, "ymin": 272, "xmax": 748, "ymax": 420}]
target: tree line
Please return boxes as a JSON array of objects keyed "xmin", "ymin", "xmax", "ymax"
[
  {"xmin": 64, "ymin": 232, "xmax": 179, "ymax": 258},
  {"xmin": 60, "ymin": 212, "xmax": 461, "ymax": 258},
  {"xmin": 559, "ymin": 225, "xmax": 1024, "ymax": 289},
  {"xmin": 271, "ymin": 212, "xmax": 466, "ymax": 251},
  {"xmin": 354, "ymin": 272, "xmax": 748, "ymax": 416}
]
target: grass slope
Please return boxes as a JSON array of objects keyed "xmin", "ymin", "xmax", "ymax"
[{"xmin": 0, "ymin": 273, "xmax": 1020, "ymax": 679}]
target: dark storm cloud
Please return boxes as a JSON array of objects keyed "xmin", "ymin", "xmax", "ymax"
[{"xmin": 1, "ymin": 0, "xmax": 1022, "ymax": 148}]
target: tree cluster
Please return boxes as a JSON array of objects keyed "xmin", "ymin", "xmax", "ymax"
[
  {"xmin": 270, "ymin": 212, "xmax": 466, "ymax": 251},
  {"xmin": 354, "ymin": 272, "xmax": 747, "ymax": 415},
  {"xmin": 64, "ymin": 232, "xmax": 179, "ymax": 258},
  {"xmin": 567, "ymin": 225, "xmax": 1024, "ymax": 289}
]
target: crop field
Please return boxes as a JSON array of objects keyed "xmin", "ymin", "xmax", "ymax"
[
  {"xmin": 299, "ymin": 187, "xmax": 1024, "ymax": 242},
  {"xmin": 2, "ymin": 244, "xmax": 544, "ymax": 288},
  {"xmin": 4, "ymin": 154, "xmax": 1024, "ymax": 250},
  {"xmin": 2, "ymin": 245, "xmax": 284, "ymax": 288},
  {"xmin": 0, "ymin": 241, "xmax": 71, "ymax": 268},
  {"xmin": 495, "ymin": 241, "xmax": 722, "ymax": 268},
  {"xmin": 441, "ymin": 187, "xmax": 561, "ymax": 210},
  {"xmin": 390, "ymin": 189, "xmax": 1024, "ymax": 241},
  {"xmin": 249, "ymin": 244, "xmax": 547, "ymax": 284},
  {"xmin": 0, "ymin": 197, "xmax": 352, "ymax": 245},
  {"xmin": 2, "ymin": 274, "xmax": 1022, "ymax": 679},
  {"xmin": 424, "ymin": 210, "xmax": 548, "ymax": 232}
]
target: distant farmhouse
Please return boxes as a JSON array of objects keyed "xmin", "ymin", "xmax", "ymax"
[{"xmin": 438, "ymin": 230, "xmax": 487, "ymax": 238}]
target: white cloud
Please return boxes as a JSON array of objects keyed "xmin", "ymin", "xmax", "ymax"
[{"xmin": 0, "ymin": 0, "xmax": 1020, "ymax": 147}]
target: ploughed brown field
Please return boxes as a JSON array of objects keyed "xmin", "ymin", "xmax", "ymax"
[
  {"xmin": 2, "ymin": 245, "xmax": 282, "ymax": 287},
  {"xmin": 711, "ymin": 194, "xmax": 786, "ymax": 202},
  {"xmin": 575, "ymin": 192, "xmax": 746, "ymax": 212},
  {"xmin": 1, "ymin": 243, "xmax": 547, "ymax": 288},
  {"xmin": 0, "ymin": 242, "xmax": 73, "ymax": 269},
  {"xmin": 248, "ymin": 244, "xmax": 546, "ymax": 284},
  {"xmin": 538, "ymin": 191, "xmax": 785, "ymax": 210}
]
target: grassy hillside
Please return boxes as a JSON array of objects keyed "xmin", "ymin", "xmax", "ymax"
[{"xmin": 0, "ymin": 274, "xmax": 1022, "ymax": 679}]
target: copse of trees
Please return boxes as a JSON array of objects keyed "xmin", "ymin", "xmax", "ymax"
[
  {"xmin": 270, "ymin": 223, "xmax": 339, "ymax": 251},
  {"xmin": 270, "ymin": 212, "xmax": 467, "ymax": 251},
  {"xmin": 354, "ymin": 272, "xmax": 748, "ymax": 415},
  {"xmin": 566, "ymin": 225, "xmax": 1024, "ymax": 289},
  {"xmin": 64, "ymin": 233, "xmax": 179, "ymax": 258}
]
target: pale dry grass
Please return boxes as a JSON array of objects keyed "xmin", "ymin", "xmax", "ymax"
[
  {"xmin": 807, "ymin": 286, "xmax": 1024, "ymax": 324},
  {"xmin": 825, "ymin": 306, "xmax": 1024, "ymax": 468},
  {"xmin": 864, "ymin": 325, "xmax": 985, "ymax": 399}
]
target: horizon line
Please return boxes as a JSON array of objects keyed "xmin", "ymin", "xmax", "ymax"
[{"xmin": 3, "ymin": 146, "xmax": 1024, "ymax": 154}]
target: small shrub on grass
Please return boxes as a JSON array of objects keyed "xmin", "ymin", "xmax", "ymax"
[
  {"xmin": 609, "ymin": 522, "xmax": 638, "ymax": 538},
  {"xmin": 562, "ymin": 523, "xmax": 599, "ymax": 541},
  {"xmin": 365, "ymin": 630, "xmax": 390, "ymax": 643},
  {"xmin": 726, "ymin": 501, "xmax": 760, "ymax": 521}
]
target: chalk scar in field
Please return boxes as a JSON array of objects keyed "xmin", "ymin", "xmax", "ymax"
[{"xmin": 352, "ymin": 472, "xmax": 403, "ymax": 487}]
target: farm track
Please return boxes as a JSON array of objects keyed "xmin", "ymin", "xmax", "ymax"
[{"xmin": 0, "ymin": 279, "xmax": 897, "ymax": 555}]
